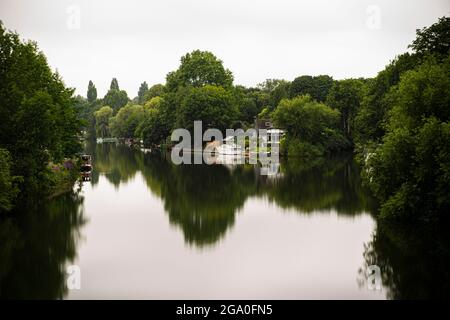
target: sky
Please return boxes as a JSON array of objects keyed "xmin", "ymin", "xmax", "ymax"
[{"xmin": 1, "ymin": 0, "xmax": 449, "ymax": 98}]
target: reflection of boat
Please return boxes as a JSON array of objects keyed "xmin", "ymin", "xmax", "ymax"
[
  {"xmin": 215, "ymin": 154, "xmax": 245, "ymax": 165},
  {"xmin": 140, "ymin": 148, "xmax": 152, "ymax": 154},
  {"xmin": 81, "ymin": 154, "xmax": 92, "ymax": 164},
  {"xmin": 80, "ymin": 153, "xmax": 93, "ymax": 181},
  {"xmin": 80, "ymin": 163, "xmax": 92, "ymax": 181},
  {"xmin": 216, "ymin": 136, "xmax": 244, "ymax": 155},
  {"xmin": 96, "ymin": 137, "xmax": 118, "ymax": 143}
]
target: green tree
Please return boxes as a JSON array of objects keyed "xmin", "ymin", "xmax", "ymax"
[
  {"xmin": 87, "ymin": 80, "xmax": 97, "ymax": 103},
  {"xmin": 273, "ymin": 95, "xmax": 348, "ymax": 157},
  {"xmin": 326, "ymin": 79, "xmax": 365, "ymax": 138},
  {"xmin": 409, "ymin": 16, "xmax": 450, "ymax": 59},
  {"xmin": 144, "ymin": 96, "xmax": 162, "ymax": 110},
  {"xmin": 365, "ymin": 57, "xmax": 450, "ymax": 222},
  {"xmin": 273, "ymin": 95, "xmax": 339, "ymax": 142},
  {"xmin": 143, "ymin": 84, "xmax": 165, "ymax": 102},
  {"xmin": 257, "ymin": 79, "xmax": 286, "ymax": 93},
  {"xmin": 269, "ymin": 80, "xmax": 290, "ymax": 110},
  {"xmin": 354, "ymin": 53, "xmax": 418, "ymax": 145},
  {"xmin": 166, "ymin": 50, "xmax": 233, "ymax": 91},
  {"xmin": 257, "ymin": 79, "xmax": 290, "ymax": 109},
  {"xmin": 137, "ymin": 81, "xmax": 148, "ymax": 104},
  {"xmin": 103, "ymin": 87, "xmax": 129, "ymax": 112},
  {"xmin": 238, "ymin": 97, "xmax": 258, "ymax": 124},
  {"xmin": 0, "ymin": 22, "xmax": 82, "ymax": 195},
  {"xmin": 94, "ymin": 106, "xmax": 114, "ymax": 138},
  {"xmin": 178, "ymin": 85, "xmax": 238, "ymax": 133},
  {"xmin": 0, "ymin": 149, "xmax": 20, "ymax": 211},
  {"xmin": 110, "ymin": 77, "xmax": 119, "ymax": 90},
  {"xmin": 247, "ymin": 89, "xmax": 270, "ymax": 113},
  {"xmin": 354, "ymin": 17, "xmax": 450, "ymax": 147},
  {"xmin": 109, "ymin": 104, "xmax": 145, "ymax": 139},
  {"xmin": 290, "ymin": 75, "xmax": 334, "ymax": 102},
  {"xmin": 140, "ymin": 108, "xmax": 166, "ymax": 146}
]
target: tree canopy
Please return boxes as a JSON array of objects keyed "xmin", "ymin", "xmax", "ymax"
[
  {"xmin": 290, "ymin": 75, "xmax": 334, "ymax": 102},
  {"xmin": 87, "ymin": 80, "xmax": 97, "ymax": 103},
  {"xmin": 177, "ymin": 85, "xmax": 238, "ymax": 133},
  {"xmin": 137, "ymin": 81, "xmax": 148, "ymax": 104},
  {"xmin": 166, "ymin": 50, "xmax": 233, "ymax": 91},
  {"xmin": 0, "ymin": 22, "xmax": 82, "ymax": 197},
  {"xmin": 103, "ymin": 86, "xmax": 129, "ymax": 112}
]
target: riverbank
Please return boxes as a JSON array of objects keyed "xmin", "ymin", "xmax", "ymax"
[{"xmin": 47, "ymin": 160, "xmax": 80, "ymax": 200}]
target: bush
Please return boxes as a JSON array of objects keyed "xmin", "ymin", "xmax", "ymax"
[{"xmin": 0, "ymin": 149, "xmax": 20, "ymax": 211}]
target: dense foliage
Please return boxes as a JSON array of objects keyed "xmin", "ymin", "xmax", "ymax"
[
  {"xmin": 2, "ymin": 16, "xmax": 449, "ymax": 225},
  {"xmin": 0, "ymin": 22, "xmax": 82, "ymax": 206},
  {"xmin": 290, "ymin": 75, "xmax": 334, "ymax": 102},
  {"xmin": 364, "ymin": 57, "xmax": 450, "ymax": 222},
  {"xmin": 273, "ymin": 95, "xmax": 350, "ymax": 157},
  {"xmin": 355, "ymin": 17, "xmax": 450, "ymax": 223}
]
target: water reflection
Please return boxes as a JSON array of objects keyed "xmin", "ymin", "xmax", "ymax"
[
  {"xmin": 0, "ymin": 192, "xmax": 86, "ymax": 299},
  {"xmin": 2, "ymin": 143, "xmax": 448, "ymax": 299},
  {"xmin": 88, "ymin": 143, "xmax": 377, "ymax": 247},
  {"xmin": 84, "ymin": 143, "xmax": 450, "ymax": 299},
  {"xmin": 360, "ymin": 221, "xmax": 450, "ymax": 299}
]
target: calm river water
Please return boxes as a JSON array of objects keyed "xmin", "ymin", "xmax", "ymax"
[{"xmin": 1, "ymin": 142, "xmax": 448, "ymax": 299}]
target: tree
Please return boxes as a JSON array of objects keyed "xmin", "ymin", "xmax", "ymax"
[
  {"xmin": 247, "ymin": 89, "xmax": 270, "ymax": 112},
  {"xmin": 365, "ymin": 57, "xmax": 450, "ymax": 222},
  {"xmin": 326, "ymin": 79, "xmax": 365, "ymax": 138},
  {"xmin": 409, "ymin": 16, "xmax": 450, "ymax": 59},
  {"xmin": 238, "ymin": 97, "xmax": 258, "ymax": 124},
  {"xmin": 0, "ymin": 22, "xmax": 82, "ymax": 195},
  {"xmin": 140, "ymin": 108, "xmax": 167, "ymax": 147},
  {"xmin": 273, "ymin": 95, "xmax": 340, "ymax": 142},
  {"xmin": 166, "ymin": 50, "xmax": 233, "ymax": 91},
  {"xmin": 273, "ymin": 95, "xmax": 349, "ymax": 157},
  {"xmin": 143, "ymin": 84, "xmax": 165, "ymax": 102},
  {"xmin": 0, "ymin": 149, "xmax": 19, "ymax": 211},
  {"xmin": 256, "ymin": 79, "xmax": 290, "ymax": 110},
  {"xmin": 354, "ymin": 53, "xmax": 418, "ymax": 144},
  {"xmin": 109, "ymin": 104, "xmax": 144, "ymax": 138},
  {"xmin": 137, "ymin": 81, "xmax": 148, "ymax": 104},
  {"xmin": 87, "ymin": 80, "xmax": 97, "ymax": 103},
  {"xmin": 177, "ymin": 85, "xmax": 238, "ymax": 133},
  {"xmin": 257, "ymin": 79, "xmax": 285, "ymax": 92},
  {"xmin": 144, "ymin": 96, "xmax": 162, "ymax": 110},
  {"xmin": 269, "ymin": 80, "xmax": 290, "ymax": 110},
  {"xmin": 110, "ymin": 77, "xmax": 119, "ymax": 90},
  {"xmin": 290, "ymin": 75, "xmax": 334, "ymax": 102},
  {"xmin": 355, "ymin": 17, "xmax": 449, "ymax": 146},
  {"xmin": 94, "ymin": 106, "xmax": 113, "ymax": 138},
  {"xmin": 103, "ymin": 88, "xmax": 129, "ymax": 112}
]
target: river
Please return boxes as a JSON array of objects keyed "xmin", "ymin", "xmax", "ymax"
[{"xmin": 1, "ymin": 142, "xmax": 448, "ymax": 299}]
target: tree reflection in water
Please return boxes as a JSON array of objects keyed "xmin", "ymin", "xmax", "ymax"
[
  {"xmin": 88, "ymin": 143, "xmax": 377, "ymax": 247},
  {"xmin": 360, "ymin": 221, "xmax": 450, "ymax": 299},
  {"xmin": 0, "ymin": 192, "xmax": 86, "ymax": 299},
  {"xmin": 89, "ymin": 143, "xmax": 450, "ymax": 298},
  {"xmin": 3, "ymin": 143, "xmax": 447, "ymax": 299}
]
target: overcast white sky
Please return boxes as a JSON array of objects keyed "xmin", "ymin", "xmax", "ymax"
[{"xmin": 1, "ymin": 0, "xmax": 449, "ymax": 98}]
